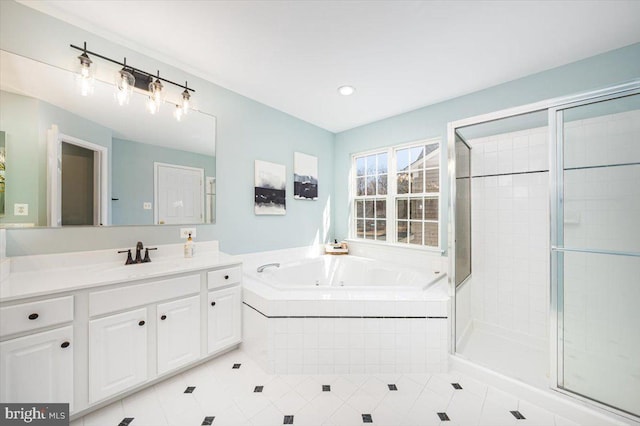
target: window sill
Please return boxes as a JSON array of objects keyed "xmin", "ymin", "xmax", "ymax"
[{"xmin": 344, "ymin": 238, "xmax": 445, "ymax": 255}]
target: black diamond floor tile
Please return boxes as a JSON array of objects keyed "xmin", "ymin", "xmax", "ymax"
[
  {"xmin": 184, "ymin": 386, "xmax": 196, "ymax": 393},
  {"xmin": 388, "ymin": 384, "xmax": 398, "ymax": 391},
  {"xmin": 283, "ymin": 414, "xmax": 294, "ymax": 424},
  {"xmin": 202, "ymin": 416, "xmax": 215, "ymax": 425},
  {"xmin": 437, "ymin": 412, "xmax": 450, "ymax": 421},
  {"xmin": 510, "ymin": 410, "xmax": 526, "ymax": 420},
  {"xmin": 362, "ymin": 413, "xmax": 373, "ymax": 423}
]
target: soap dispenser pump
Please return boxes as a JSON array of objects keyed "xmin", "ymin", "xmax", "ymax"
[{"xmin": 184, "ymin": 233, "xmax": 195, "ymax": 258}]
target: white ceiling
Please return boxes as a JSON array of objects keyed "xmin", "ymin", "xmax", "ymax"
[{"xmin": 19, "ymin": 0, "xmax": 640, "ymax": 133}]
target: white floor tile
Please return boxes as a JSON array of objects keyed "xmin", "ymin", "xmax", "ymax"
[
  {"xmin": 72, "ymin": 348, "xmax": 593, "ymax": 426},
  {"xmin": 248, "ymin": 402, "xmax": 285, "ymax": 426},
  {"xmin": 295, "ymin": 399, "xmax": 340, "ymax": 426},
  {"xmin": 208, "ymin": 402, "xmax": 250, "ymax": 426},
  {"xmin": 330, "ymin": 376, "xmax": 360, "ymax": 401},
  {"xmin": 479, "ymin": 401, "xmax": 518, "ymax": 426},
  {"xmin": 446, "ymin": 390, "xmax": 485, "ymax": 426},
  {"xmin": 260, "ymin": 376, "xmax": 294, "ymax": 401},
  {"xmin": 233, "ymin": 392, "xmax": 273, "ymax": 419},
  {"xmin": 345, "ymin": 391, "xmax": 384, "ymax": 413},
  {"xmin": 82, "ymin": 401, "xmax": 124, "ymax": 426},
  {"xmin": 294, "ymin": 376, "xmax": 324, "ymax": 401},
  {"xmin": 424, "ymin": 375, "xmax": 455, "ymax": 403},
  {"xmin": 272, "ymin": 389, "xmax": 308, "ymax": 414},
  {"xmin": 325, "ymin": 403, "xmax": 364, "ymax": 426},
  {"xmin": 306, "ymin": 392, "xmax": 344, "ymax": 418},
  {"xmin": 485, "ymin": 386, "xmax": 519, "ymax": 411}
]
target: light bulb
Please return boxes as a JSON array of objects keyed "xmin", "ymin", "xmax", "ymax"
[
  {"xmin": 174, "ymin": 104, "xmax": 183, "ymax": 122},
  {"xmin": 148, "ymin": 77, "xmax": 164, "ymax": 113},
  {"xmin": 147, "ymin": 97, "xmax": 158, "ymax": 114},
  {"xmin": 114, "ymin": 69, "xmax": 135, "ymax": 106},
  {"xmin": 80, "ymin": 64, "xmax": 91, "ymax": 78},
  {"xmin": 181, "ymin": 89, "xmax": 191, "ymax": 115},
  {"xmin": 78, "ymin": 76, "xmax": 94, "ymax": 97},
  {"xmin": 76, "ymin": 51, "xmax": 95, "ymax": 96}
]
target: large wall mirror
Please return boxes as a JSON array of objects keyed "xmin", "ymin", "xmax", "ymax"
[{"xmin": 0, "ymin": 49, "xmax": 216, "ymax": 228}]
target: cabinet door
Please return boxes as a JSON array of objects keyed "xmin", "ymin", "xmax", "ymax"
[
  {"xmin": 208, "ymin": 286, "xmax": 241, "ymax": 353},
  {"xmin": 0, "ymin": 326, "xmax": 73, "ymax": 410},
  {"xmin": 89, "ymin": 308, "xmax": 147, "ymax": 403},
  {"xmin": 157, "ymin": 295, "xmax": 200, "ymax": 374}
]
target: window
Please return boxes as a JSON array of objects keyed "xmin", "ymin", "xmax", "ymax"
[{"xmin": 352, "ymin": 139, "xmax": 440, "ymax": 248}]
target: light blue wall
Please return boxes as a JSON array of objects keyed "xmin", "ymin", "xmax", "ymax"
[
  {"xmin": 0, "ymin": 91, "xmax": 39, "ymax": 225},
  {"xmin": 333, "ymin": 42, "xmax": 640, "ymax": 252},
  {"xmin": 1, "ymin": 0, "xmax": 334, "ymax": 256},
  {"xmin": 111, "ymin": 138, "xmax": 216, "ymax": 225}
]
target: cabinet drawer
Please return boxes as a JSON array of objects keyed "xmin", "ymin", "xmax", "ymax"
[
  {"xmin": 208, "ymin": 266, "xmax": 241, "ymax": 289},
  {"xmin": 0, "ymin": 296, "xmax": 74, "ymax": 337},
  {"xmin": 89, "ymin": 274, "xmax": 200, "ymax": 317}
]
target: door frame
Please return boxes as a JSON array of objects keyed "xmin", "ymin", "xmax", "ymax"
[
  {"xmin": 153, "ymin": 162, "xmax": 205, "ymax": 225},
  {"xmin": 46, "ymin": 124, "xmax": 108, "ymax": 227}
]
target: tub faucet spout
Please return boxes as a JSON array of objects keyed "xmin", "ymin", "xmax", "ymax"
[{"xmin": 257, "ymin": 263, "xmax": 280, "ymax": 273}]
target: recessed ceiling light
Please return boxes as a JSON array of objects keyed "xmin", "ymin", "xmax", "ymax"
[{"xmin": 338, "ymin": 85, "xmax": 355, "ymax": 96}]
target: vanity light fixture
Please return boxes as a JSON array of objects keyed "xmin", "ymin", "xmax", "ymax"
[
  {"xmin": 76, "ymin": 42, "xmax": 95, "ymax": 96},
  {"xmin": 337, "ymin": 85, "xmax": 355, "ymax": 96},
  {"xmin": 70, "ymin": 42, "xmax": 195, "ymax": 117},
  {"xmin": 115, "ymin": 58, "xmax": 135, "ymax": 106}
]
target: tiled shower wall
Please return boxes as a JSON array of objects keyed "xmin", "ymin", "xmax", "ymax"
[{"xmin": 457, "ymin": 125, "xmax": 550, "ymax": 346}]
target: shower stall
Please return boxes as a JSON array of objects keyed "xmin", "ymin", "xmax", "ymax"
[{"xmin": 448, "ymin": 80, "xmax": 640, "ymax": 419}]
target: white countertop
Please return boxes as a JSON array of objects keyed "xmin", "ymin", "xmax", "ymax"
[{"xmin": 0, "ymin": 244, "xmax": 241, "ymax": 303}]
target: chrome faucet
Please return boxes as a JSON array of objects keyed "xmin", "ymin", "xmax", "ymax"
[{"xmin": 257, "ymin": 263, "xmax": 280, "ymax": 273}]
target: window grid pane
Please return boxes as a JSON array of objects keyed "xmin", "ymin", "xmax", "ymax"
[{"xmin": 354, "ymin": 142, "xmax": 439, "ymax": 248}]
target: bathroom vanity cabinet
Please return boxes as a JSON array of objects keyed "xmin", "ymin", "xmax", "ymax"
[
  {"xmin": 0, "ymin": 326, "xmax": 74, "ymax": 409},
  {"xmin": 0, "ymin": 251, "xmax": 242, "ymax": 419}
]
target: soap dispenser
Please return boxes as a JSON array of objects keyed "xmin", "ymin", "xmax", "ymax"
[{"xmin": 184, "ymin": 233, "xmax": 195, "ymax": 258}]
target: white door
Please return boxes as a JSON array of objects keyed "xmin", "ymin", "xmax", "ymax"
[
  {"xmin": 157, "ymin": 295, "xmax": 200, "ymax": 374},
  {"xmin": 208, "ymin": 286, "xmax": 242, "ymax": 354},
  {"xmin": 155, "ymin": 163, "xmax": 204, "ymax": 224},
  {"xmin": 89, "ymin": 308, "xmax": 147, "ymax": 403},
  {"xmin": 0, "ymin": 326, "xmax": 73, "ymax": 409}
]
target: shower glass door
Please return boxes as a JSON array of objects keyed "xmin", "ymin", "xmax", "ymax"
[{"xmin": 554, "ymin": 92, "xmax": 640, "ymax": 417}]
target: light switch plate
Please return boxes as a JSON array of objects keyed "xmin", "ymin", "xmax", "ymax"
[
  {"xmin": 180, "ymin": 228, "xmax": 196, "ymax": 239},
  {"xmin": 143, "ymin": 202, "xmax": 152, "ymax": 210},
  {"xmin": 14, "ymin": 203, "xmax": 28, "ymax": 216}
]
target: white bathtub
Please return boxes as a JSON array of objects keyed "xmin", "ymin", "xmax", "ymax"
[
  {"xmin": 253, "ymin": 255, "xmax": 444, "ymax": 291},
  {"xmin": 241, "ymin": 252, "xmax": 451, "ymax": 374}
]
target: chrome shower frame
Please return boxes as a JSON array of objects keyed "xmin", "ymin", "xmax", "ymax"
[{"xmin": 447, "ymin": 78, "xmax": 640, "ymax": 420}]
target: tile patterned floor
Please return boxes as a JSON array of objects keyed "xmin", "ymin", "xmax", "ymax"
[{"xmin": 70, "ymin": 349, "xmax": 579, "ymax": 426}]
